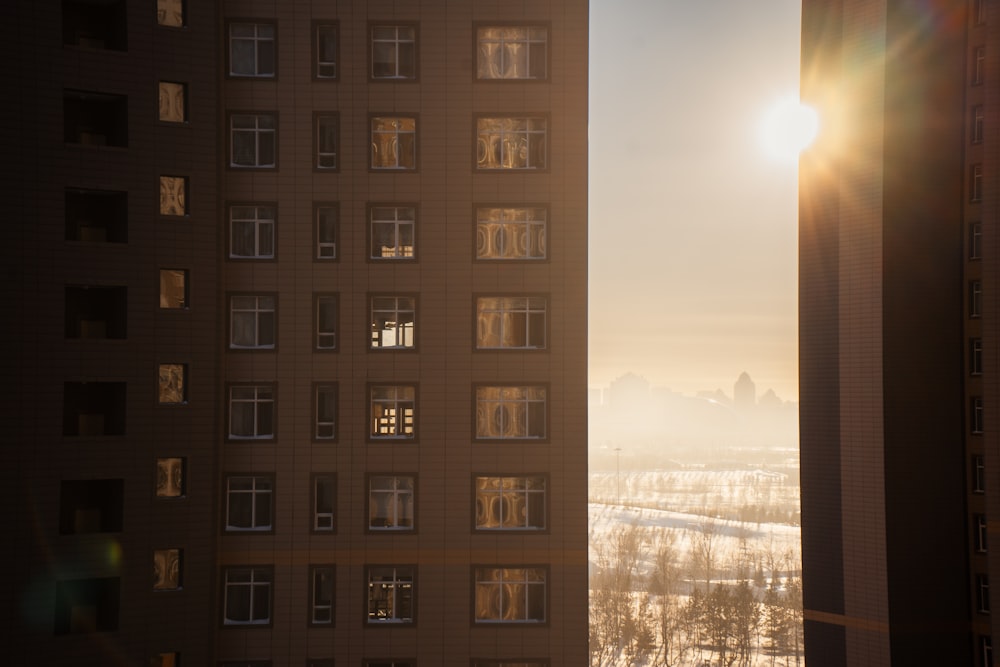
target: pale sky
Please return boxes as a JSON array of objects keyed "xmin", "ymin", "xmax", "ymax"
[{"xmin": 588, "ymin": 0, "xmax": 803, "ymax": 401}]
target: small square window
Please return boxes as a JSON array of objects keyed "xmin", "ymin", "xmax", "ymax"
[
  {"xmin": 473, "ymin": 566, "xmax": 546, "ymax": 623},
  {"xmin": 315, "ymin": 384, "xmax": 337, "ymax": 440},
  {"xmin": 157, "ymin": 0, "xmax": 184, "ymax": 27},
  {"xmin": 366, "ymin": 565, "xmax": 415, "ymax": 623},
  {"xmin": 370, "ymin": 116, "xmax": 416, "ymax": 170},
  {"xmin": 153, "ymin": 549, "xmax": 182, "ymax": 590},
  {"xmin": 158, "ymin": 82, "xmax": 186, "ymax": 123},
  {"xmin": 476, "ymin": 296, "xmax": 547, "ymax": 349},
  {"xmin": 475, "ymin": 476, "xmax": 546, "ymax": 530},
  {"xmin": 158, "ymin": 364, "xmax": 187, "ymax": 404},
  {"xmin": 315, "ymin": 205, "xmax": 338, "ymax": 259},
  {"xmin": 230, "ymin": 205, "xmax": 275, "ymax": 259},
  {"xmin": 370, "ymin": 25, "xmax": 416, "ymax": 79},
  {"xmin": 156, "ymin": 458, "xmax": 185, "ymax": 498},
  {"xmin": 475, "ymin": 385, "xmax": 547, "ymax": 440},
  {"xmin": 313, "ymin": 474, "xmax": 336, "ymax": 532},
  {"xmin": 223, "ymin": 566, "xmax": 272, "ymax": 625},
  {"xmin": 225, "ymin": 475, "xmax": 273, "ymax": 531},
  {"xmin": 477, "ymin": 26, "xmax": 548, "ymax": 80},
  {"xmin": 315, "ymin": 294, "xmax": 338, "ymax": 350},
  {"xmin": 315, "ymin": 23, "xmax": 338, "ymax": 78},
  {"xmin": 228, "ymin": 385, "xmax": 275, "ymax": 439},
  {"xmin": 229, "ymin": 23, "xmax": 275, "ymax": 77},
  {"xmin": 370, "ymin": 385, "xmax": 416, "ymax": 440},
  {"xmin": 160, "ymin": 269, "xmax": 188, "ymax": 309},
  {"xmin": 370, "ymin": 205, "xmax": 415, "ymax": 259},
  {"xmin": 230, "ymin": 295, "xmax": 276, "ymax": 349},
  {"xmin": 159, "ymin": 176, "xmax": 187, "ymax": 216},
  {"xmin": 370, "ymin": 295, "xmax": 416, "ymax": 349},
  {"xmin": 368, "ymin": 475, "xmax": 415, "ymax": 530},
  {"xmin": 477, "ymin": 116, "xmax": 547, "ymax": 170},
  {"xmin": 316, "ymin": 113, "xmax": 338, "ymax": 169},
  {"xmin": 230, "ymin": 113, "xmax": 276, "ymax": 168},
  {"xmin": 476, "ymin": 206, "xmax": 547, "ymax": 260},
  {"xmin": 310, "ymin": 566, "xmax": 335, "ymax": 625}
]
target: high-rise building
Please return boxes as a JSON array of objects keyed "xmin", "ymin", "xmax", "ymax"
[
  {"xmin": 799, "ymin": 1, "xmax": 992, "ymax": 664},
  {"xmin": 2, "ymin": 2, "xmax": 588, "ymax": 665}
]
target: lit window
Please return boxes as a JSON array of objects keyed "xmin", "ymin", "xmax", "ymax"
[
  {"xmin": 159, "ymin": 176, "xmax": 187, "ymax": 216},
  {"xmin": 474, "ymin": 567, "xmax": 546, "ymax": 623},
  {"xmin": 156, "ymin": 458, "xmax": 185, "ymax": 498},
  {"xmin": 225, "ymin": 475, "xmax": 273, "ymax": 531},
  {"xmin": 973, "ymin": 396, "xmax": 985, "ymax": 435},
  {"xmin": 223, "ymin": 566, "xmax": 272, "ymax": 625},
  {"xmin": 371, "ymin": 25, "xmax": 416, "ymax": 79},
  {"xmin": 972, "ymin": 338, "xmax": 984, "ymax": 375},
  {"xmin": 477, "ymin": 26, "xmax": 548, "ymax": 79},
  {"xmin": 477, "ymin": 116, "xmax": 547, "ymax": 170},
  {"xmin": 979, "ymin": 574, "xmax": 991, "ymax": 614},
  {"xmin": 228, "ymin": 385, "xmax": 275, "ymax": 439},
  {"xmin": 150, "ymin": 653, "xmax": 180, "ymax": 667},
  {"xmin": 315, "ymin": 294, "xmax": 338, "ymax": 350},
  {"xmin": 370, "ymin": 296, "xmax": 416, "ymax": 349},
  {"xmin": 973, "ymin": 105, "xmax": 985, "ymax": 144},
  {"xmin": 230, "ymin": 295, "xmax": 275, "ymax": 349},
  {"xmin": 153, "ymin": 549, "xmax": 182, "ymax": 590},
  {"xmin": 475, "ymin": 476, "xmax": 546, "ymax": 530},
  {"xmin": 230, "ymin": 205, "xmax": 275, "ymax": 259},
  {"xmin": 313, "ymin": 474, "xmax": 336, "ymax": 531},
  {"xmin": 971, "ymin": 281, "xmax": 983, "ymax": 318},
  {"xmin": 974, "ymin": 45, "xmax": 986, "ymax": 85},
  {"xmin": 315, "ymin": 23, "xmax": 338, "ymax": 79},
  {"xmin": 367, "ymin": 566, "xmax": 414, "ymax": 623},
  {"xmin": 476, "ymin": 206, "xmax": 547, "ymax": 260},
  {"xmin": 310, "ymin": 566, "xmax": 335, "ymax": 625},
  {"xmin": 316, "ymin": 113, "xmax": 338, "ymax": 169},
  {"xmin": 158, "ymin": 364, "xmax": 187, "ymax": 404},
  {"xmin": 975, "ymin": 454, "xmax": 987, "ymax": 493},
  {"xmin": 370, "ymin": 116, "xmax": 416, "ymax": 170},
  {"xmin": 476, "ymin": 296, "xmax": 547, "ymax": 349},
  {"xmin": 971, "ymin": 221, "xmax": 983, "ymax": 259},
  {"xmin": 369, "ymin": 475, "xmax": 415, "ymax": 530},
  {"xmin": 316, "ymin": 205, "xmax": 338, "ymax": 259},
  {"xmin": 977, "ymin": 513, "xmax": 989, "ymax": 552},
  {"xmin": 159, "ymin": 269, "xmax": 188, "ymax": 309},
  {"xmin": 156, "ymin": 0, "xmax": 183, "ymax": 27},
  {"xmin": 315, "ymin": 384, "xmax": 337, "ymax": 440},
  {"xmin": 229, "ymin": 23, "xmax": 275, "ymax": 77},
  {"xmin": 370, "ymin": 385, "xmax": 416, "ymax": 440},
  {"xmin": 370, "ymin": 205, "xmax": 415, "ymax": 259},
  {"xmin": 230, "ymin": 113, "xmax": 276, "ymax": 168},
  {"xmin": 158, "ymin": 82, "xmax": 186, "ymax": 122},
  {"xmin": 475, "ymin": 385, "xmax": 547, "ymax": 440}
]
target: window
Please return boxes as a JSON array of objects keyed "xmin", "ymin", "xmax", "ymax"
[
  {"xmin": 310, "ymin": 566, "xmax": 335, "ymax": 625},
  {"xmin": 228, "ymin": 385, "xmax": 275, "ymax": 439},
  {"xmin": 974, "ymin": 45, "xmax": 986, "ymax": 84},
  {"xmin": 158, "ymin": 82, "xmax": 186, "ymax": 123},
  {"xmin": 157, "ymin": 0, "xmax": 183, "ymax": 27},
  {"xmin": 315, "ymin": 384, "xmax": 337, "ymax": 440},
  {"xmin": 315, "ymin": 295, "xmax": 338, "ymax": 350},
  {"xmin": 156, "ymin": 458, "xmax": 185, "ymax": 498},
  {"xmin": 983, "ymin": 635, "xmax": 994, "ymax": 667},
  {"xmin": 370, "ymin": 205, "xmax": 416, "ymax": 259},
  {"xmin": 366, "ymin": 566, "xmax": 414, "ymax": 623},
  {"xmin": 63, "ymin": 381, "xmax": 126, "ymax": 436},
  {"xmin": 370, "ymin": 296, "xmax": 416, "ymax": 349},
  {"xmin": 971, "ymin": 221, "xmax": 983, "ymax": 259},
  {"xmin": 65, "ymin": 188, "xmax": 127, "ymax": 243},
  {"xmin": 971, "ymin": 280, "xmax": 983, "ymax": 318},
  {"xmin": 474, "ymin": 567, "xmax": 546, "ymax": 623},
  {"xmin": 225, "ymin": 475, "xmax": 273, "ymax": 531},
  {"xmin": 973, "ymin": 396, "xmax": 985, "ymax": 434},
  {"xmin": 475, "ymin": 476, "xmax": 546, "ymax": 530},
  {"xmin": 370, "ymin": 385, "xmax": 416, "ymax": 440},
  {"xmin": 315, "ymin": 205, "xmax": 338, "ymax": 259},
  {"xmin": 223, "ymin": 566, "xmax": 272, "ymax": 625},
  {"xmin": 65, "ymin": 285, "xmax": 127, "ymax": 339},
  {"xmin": 314, "ymin": 22, "xmax": 338, "ymax": 78},
  {"xmin": 309, "ymin": 660, "xmax": 334, "ymax": 667},
  {"xmin": 365, "ymin": 662, "xmax": 413, "ymax": 667},
  {"xmin": 313, "ymin": 474, "xmax": 336, "ymax": 531},
  {"xmin": 976, "ymin": 0, "xmax": 987, "ymax": 25},
  {"xmin": 973, "ymin": 105, "xmax": 984, "ymax": 144},
  {"xmin": 159, "ymin": 176, "xmax": 187, "ymax": 216},
  {"xmin": 59, "ymin": 479, "xmax": 124, "ymax": 534},
  {"xmin": 370, "ymin": 25, "xmax": 416, "ymax": 79},
  {"xmin": 477, "ymin": 116, "xmax": 547, "ymax": 170},
  {"xmin": 972, "ymin": 163, "xmax": 984, "ymax": 201},
  {"xmin": 477, "ymin": 26, "xmax": 548, "ymax": 80},
  {"xmin": 369, "ymin": 475, "xmax": 415, "ymax": 530},
  {"xmin": 975, "ymin": 454, "xmax": 986, "ymax": 493},
  {"xmin": 316, "ymin": 113, "xmax": 338, "ymax": 169},
  {"xmin": 230, "ymin": 205, "xmax": 275, "ymax": 259},
  {"xmin": 972, "ymin": 338, "xmax": 984, "ymax": 375},
  {"xmin": 476, "ymin": 296, "xmax": 547, "ymax": 349},
  {"xmin": 978, "ymin": 574, "xmax": 991, "ymax": 613},
  {"xmin": 229, "ymin": 23, "xmax": 275, "ymax": 77},
  {"xmin": 64, "ymin": 90, "xmax": 128, "ymax": 147},
  {"xmin": 54, "ymin": 577, "xmax": 120, "ymax": 634},
  {"xmin": 475, "ymin": 386, "xmax": 547, "ymax": 440},
  {"xmin": 160, "ymin": 269, "xmax": 188, "ymax": 309},
  {"xmin": 370, "ymin": 116, "xmax": 416, "ymax": 169},
  {"xmin": 977, "ymin": 513, "xmax": 989, "ymax": 552},
  {"xmin": 158, "ymin": 364, "xmax": 187, "ymax": 404},
  {"xmin": 150, "ymin": 653, "xmax": 180, "ymax": 667},
  {"xmin": 230, "ymin": 295, "xmax": 276, "ymax": 349},
  {"xmin": 153, "ymin": 549, "xmax": 182, "ymax": 590},
  {"xmin": 230, "ymin": 113, "xmax": 276, "ymax": 168},
  {"xmin": 472, "ymin": 662, "xmax": 548, "ymax": 667},
  {"xmin": 63, "ymin": 0, "xmax": 126, "ymax": 50},
  {"xmin": 476, "ymin": 206, "xmax": 547, "ymax": 260}
]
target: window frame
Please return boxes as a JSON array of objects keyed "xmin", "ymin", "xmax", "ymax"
[
  {"xmin": 314, "ymin": 203, "xmax": 339, "ymax": 261},
  {"xmin": 226, "ymin": 383, "xmax": 276, "ymax": 441},
  {"xmin": 976, "ymin": 513, "xmax": 989, "ymax": 552},
  {"xmin": 474, "ymin": 23, "xmax": 550, "ymax": 81},
  {"xmin": 228, "ymin": 203, "xmax": 276, "ymax": 260},
  {"xmin": 314, "ymin": 112, "xmax": 339, "ymax": 171},
  {"xmin": 369, "ymin": 114, "xmax": 418, "ymax": 171},
  {"xmin": 367, "ymin": 474, "xmax": 417, "ymax": 532},
  {"xmin": 972, "ymin": 396, "xmax": 985, "ymax": 435},
  {"xmin": 972, "ymin": 337, "xmax": 984, "ymax": 376},
  {"xmin": 312, "ymin": 473, "xmax": 337, "ymax": 533},
  {"xmin": 229, "ymin": 111, "xmax": 277, "ymax": 169},
  {"xmin": 365, "ymin": 565, "xmax": 416, "ymax": 625},
  {"xmin": 223, "ymin": 474, "xmax": 274, "ymax": 532},
  {"xmin": 156, "ymin": 0, "xmax": 185, "ymax": 28},
  {"xmin": 473, "ymin": 475, "xmax": 548, "ymax": 532},
  {"xmin": 159, "ymin": 268, "xmax": 189, "ymax": 310},
  {"xmin": 158, "ymin": 81, "xmax": 187, "ymax": 123},
  {"xmin": 474, "ymin": 204, "xmax": 549, "ymax": 261},
  {"xmin": 971, "ymin": 280, "xmax": 983, "ymax": 318},
  {"xmin": 369, "ymin": 22, "xmax": 418, "ymax": 81},
  {"xmin": 974, "ymin": 45, "xmax": 986, "ymax": 85},
  {"xmin": 155, "ymin": 457, "xmax": 185, "ymax": 499},
  {"xmin": 368, "ymin": 204, "xmax": 418, "ymax": 261},
  {"xmin": 369, "ymin": 294, "xmax": 418, "ymax": 351},
  {"xmin": 227, "ymin": 20, "xmax": 276, "ymax": 79},
  {"xmin": 312, "ymin": 21, "xmax": 339, "ymax": 80},
  {"xmin": 159, "ymin": 175, "xmax": 188, "ymax": 216},
  {"xmin": 474, "ymin": 294, "xmax": 548, "ymax": 350},
  {"xmin": 978, "ymin": 573, "xmax": 991, "ymax": 614},
  {"xmin": 475, "ymin": 114, "xmax": 549, "ymax": 171},
  {"xmin": 974, "ymin": 454, "xmax": 986, "ymax": 494},
  {"xmin": 153, "ymin": 548, "xmax": 183, "ymax": 591},
  {"xmin": 973, "ymin": 105, "xmax": 985, "ymax": 144},
  {"xmin": 972, "ymin": 163, "xmax": 984, "ymax": 202},
  {"xmin": 472, "ymin": 565, "xmax": 548, "ymax": 625},
  {"xmin": 971, "ymin": 221, "xmax": 983, "ymax": 260},
  {"xmin": 473, "ymin": 384, "xmax": 549, "ymax": 442},
  {"xmin": 314, "ymin": 293, "xmax": 339, "ymax": 351},
  {"xmin": 157, "ymin": 363, "xmax": 188, "ymax": 405},
  {"xmin": 228, "ymin": 293, "xmax": 277, "ymax": 350},
  {"xmin": 368, "ymin": 383, "xmax": 418, "ymax": 442},
  {"xmin": 313, "ymin": 382, "xmax": 338, "ymax": 441},
  {"xmin": 222, "ymin": 565, "xmax": 273, "ymax": 627},
  {"xmin": 310, "ymin": 565, "xmax": 336, "ymax": 626}
]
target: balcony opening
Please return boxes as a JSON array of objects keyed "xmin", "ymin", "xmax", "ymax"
[
  {"xmin": 63, "ymin": 382, "xmax": 126, "ymax": 436},
  {"xmin": 65, "ymin": 286, "xmax": 127, "ymax": 339},
  {"xmin": 59, "ymin": 479, "xmax": 124, "ymax": 534},
  {"xmin": 54, "ymin": 577, "xmax": 120, "ymax": 634},
  {"xmin": 62, "ymin": 0, "xmax": 127, "ymax": 51},
  {"xmin": 64, "ymin": 90, "xmax": 128, "ymax": 147},
  {"xmin": 65, "ymin": 188, "xmax": 127, "ymax": 243}
]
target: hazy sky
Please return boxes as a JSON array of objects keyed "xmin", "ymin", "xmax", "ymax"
[{"xmin": 588, "ymin": 0, "xmax": 803, "ymax": 401}]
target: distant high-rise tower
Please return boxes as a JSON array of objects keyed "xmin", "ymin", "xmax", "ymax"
[
  {"xmin": 799, "ymin": 1, "xmax": 992, "ymax": 665},
  {"xmin": 2, "ymin": 1, "xmax": 589, "ymax": 664},
  {"xmin": 734, "ymin": 371, "xmax": 756, "ymax": 411}
]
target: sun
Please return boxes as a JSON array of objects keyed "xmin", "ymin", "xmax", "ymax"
[{"xmin": 759, "ymin": 96, "xmax": 819, "ymax": 163}]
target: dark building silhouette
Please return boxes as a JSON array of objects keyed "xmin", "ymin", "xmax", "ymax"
[
  {"xmin": 799, "ymin": 0, "xmax": 991, "ymax": 664},
  {"xmin": 1, "ymin": 1, "xmax": 588, "ymax": 664}
]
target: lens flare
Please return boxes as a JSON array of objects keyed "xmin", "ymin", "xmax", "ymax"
[{"xmin": 760, "ymin": 96, "xmax": 819, "ymax": 163}]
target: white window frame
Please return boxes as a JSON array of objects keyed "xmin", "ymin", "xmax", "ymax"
[
  {"xmin": 369, "ymin": 475, "xmax": 415, "ymax": 530},
  {"xmin": 225, "ymin": 475, "xmax": 273, "ymax": 531},
  {"xmin": 315, "ymin": 294, "xmax": 338, "ymax": 350},
  {"xmin": 367, "ymin": 566, "xmax": 415, "ymax": 623},
  {"xmin": 475, "ymin": 476, "xmax": 546, "ymax": 530},
  {"xmin": 310, "ymin": 566, "xmax": 335, "ymax": 625},
  {"xmin": 229, "ymin": 205, "xmax": 275, "ymax": 259},
  {"xmin": 972, "ymin": 163, "xmax": 984, "ymax": 201},
  {"xmin": 370, "ymin": 205, "xmax": 416, "ymax": 259},
  {"xmin": 476, "ymin": 26, "xmax": 548, "ymax": 80},
  {"xmin": 370, "ymin": 116, "xmax": 416, "ymax": 170},
  {"xmin": 230, "ymin": 113, "xmax": 276, "ymax": 168},
  {"xmin": 370, "ymin": 385, "xmax": 416, "ymax": 440},
  {"xmin": 971, "ymin": 281, "xmax": 983, "ymax": 318},
  {"xmin": 230, "ymin": 295, "xmax": 275, "ymax": 349},
  {"xmin": 370, "ymin": 25, "xmax": 416, "ymax": 79},
  {"xmin": 370, "ymin": 295, "xmax": 416, "ymax": 349},
  {"xmin": 977, "ymin": 513, "xmax": 989, "ymax": 552},
  {"xmin": 473, "ymin": 567, "xmax": 546, "ymax": 623},
  {"xmin": 313, "ymin": 474, "xmax": 335, "ymax": 531},
  {"xmin": 476, "ymin": 296, "xmax": 547, "ymax": 349},
  {"xmin": 974, "ymin": 45, "xmax": 986, "ymax": 85},
  {"xmin": 229, "ymin": 22, "xmax": 275, "ymax": 77},
  {"xmin": 223, "ymin": 566, "xmax": 272, "ymax": 625},
  {"xmin": 316, "ymin": 205, "xmax": 338, "ymax": 259},
  {"xmin": 228, "ymin": 385, "xmax": 275, "ymax": 440},
  {"xmin": 475, "ymin": 385, "xmax": 547, "ymax": 440},
  {"xmin": 316, "ymin": 113, "xmax": 338, "ymax": 169},
  {"xmin": 972, "ymin": 337, "xmax": 984, "ymax": 375},
  {"xmin": 476, "ymin": 206, "xmax": 547, "ymax": 260},
  {"xmin": 315, "ymin": 384, "xmax": 337, "ymax": 440},
  {"xmin": 974, "ymin": 454, "xmax": 987, "ymax": 493},
  {"xmin": 315, "ymin": 23, "xmax": 338, "ymax": 79},
  {"xmin": 971, "ymin": 221, "xmax": 983, "ymax": 260},
  {"xmin": 476, "ymin": 116, "xmax": 547, "ymax": 170},
  {"xmin": 973, "ymin": 396, "xmax": 985, "ymax": 434}
]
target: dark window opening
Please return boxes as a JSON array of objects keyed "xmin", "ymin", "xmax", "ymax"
[
  {"xmin": 64, "ymin": 90, "xmax": 128, "ymax": 147},
  {"xmin": 59, "ymin": 479, "xmax": 124, "ymax": 534},
  {"xmin": 65, "ymin": 188, "xmax": 127, "ymax": 243},
  {"xmin": 65, "ymin": 286, "xmax": 127, "ymax": 339},
  {"xmin": 62, "ymin": 0, "xmax": 126, "ymax": 51},
  {"xmin": 63, "ymin": 381, "xmax": 126, "ymax": 436},
  {"xmin": 54, "ymin": 577, "xmax": 120, "ymax": 634}
]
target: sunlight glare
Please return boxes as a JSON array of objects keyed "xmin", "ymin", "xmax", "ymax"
[{"xmin": 760, "ymin": 96, "xmax": 819, "ymax": 163}]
